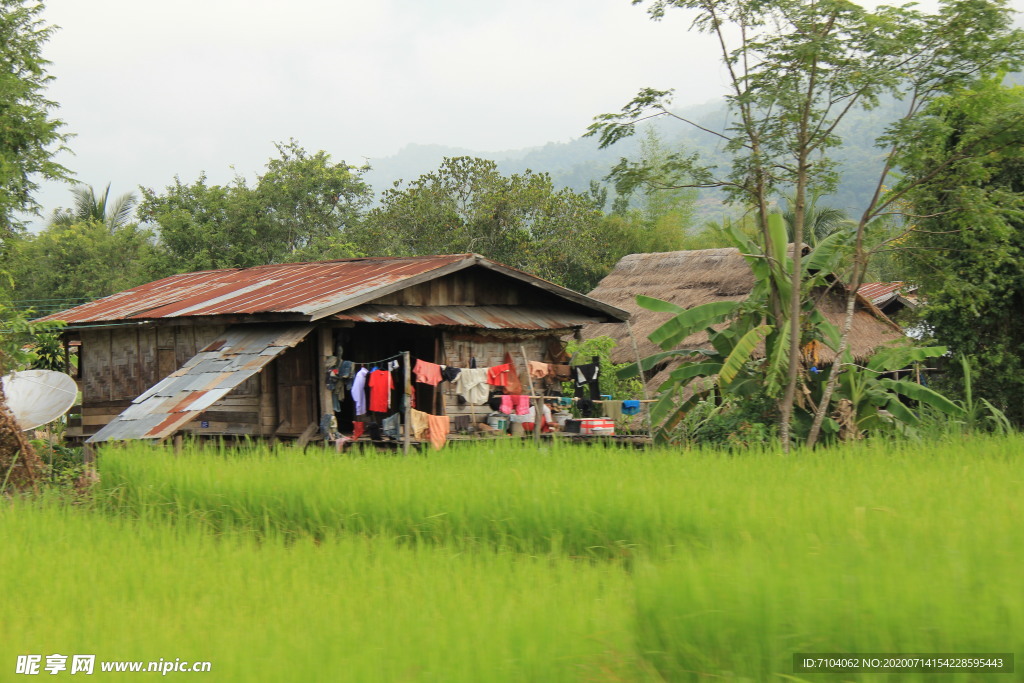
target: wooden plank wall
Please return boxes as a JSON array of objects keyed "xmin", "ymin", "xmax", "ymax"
[{"xmin": 372, "ymin": 271, "xmax": 524, "ymax": 307}]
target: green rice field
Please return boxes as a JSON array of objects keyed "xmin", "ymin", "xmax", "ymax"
[{"xmin": 2, "ymin": 435, "xmax": 1022, "ymax": 681}]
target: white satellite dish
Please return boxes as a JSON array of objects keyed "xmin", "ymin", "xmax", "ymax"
[{"xmin": 1, "ymin": 370, "xmax": 79, "ymax": 431}]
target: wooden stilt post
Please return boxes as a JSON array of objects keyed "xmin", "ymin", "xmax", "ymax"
[
  {"xmin": 317, "ymin": 327, "xmax": 333, "ymax": 446},
  {"xmin": 520, "ymin": 345, "xmax": 542, "ymax": 446},
  {"xmin": 82, "ymin": 443, "xmax": 96, "ymax": 469},
  {"xmin": 403, "ymin": 351, "xmax": 412, "ymax": 455}
]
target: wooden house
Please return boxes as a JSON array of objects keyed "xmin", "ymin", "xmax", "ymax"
[
  {"xmin": 42, "ymin": 254, "xmax": 628, "ymax": 444},
  {"xmin": 580, "ymin": 248, "xmax": 905, "ymax": 392}
]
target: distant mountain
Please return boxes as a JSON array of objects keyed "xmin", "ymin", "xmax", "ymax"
[{"xmin": 362, "ymin": 79, "xmax": 1018, "ymax": 220}]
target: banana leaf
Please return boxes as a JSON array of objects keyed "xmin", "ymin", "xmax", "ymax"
[
  {"xmin": 878, "ymin": 378, "xmax": 966, "ymax": 416},
  {"xmin": 616, "ymin": 348, "xmax": 712, "ymax": 379},
  {"xmin": 764, "ymin": 322, "xmax": 790, "ymax": 396},
  {"xmin": 636, "ymin": 295, "xmax": 686, "ymax": 314},
  {"xmin": 868, "ymin": 345, "xmax": 947, "ymax": 372},
  {"xmin": 648, "ymin": 301, "xmax": 741, "ymax": 349},
  {"xmin": 802, "ymin": 230, "xmax": 849, "ymax": 275},
  {"xmin": 718, "ymin": 324, "xmax": 772, "ymax": 387},
  {"xmin": 884, "ymin": 396, "xmax": 921, "ymax": 427},
  {"xmin": 664, "ymin": 361, "xmax": 724, "ymax": 386}
]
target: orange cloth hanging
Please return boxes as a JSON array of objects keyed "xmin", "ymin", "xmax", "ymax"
[
  {"xmin": 528, "ymin": 361, "xmax": 550, "ymax": 379},
  {"xmin": 425, "ymin": 414, "xmax": 449, "ymax": 450},
  {"xmin": 413, "ymin": 359, "xmax": 443, "ymax": 386},
  {"xmin": 503, "ymin": 352, "xmax": 523, "ymax": 394}
]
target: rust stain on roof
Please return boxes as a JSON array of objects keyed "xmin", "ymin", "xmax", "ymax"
[
  {"xmin": 43, "ymin": 255, "xmax": 474, "ymax": 325},
  {"xmin": 859, "ymin": 282, "xmax": 915, "ymax": 305},
  {"xmin": 168, "ymin": 391, "xmax": 208, "ymax": 413},
  {"xmin": 87, "ymin": 323, "xmax": 313, "ymax": 443}
]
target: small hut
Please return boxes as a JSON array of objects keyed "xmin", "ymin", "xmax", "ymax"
[
  {"xmin": 581, "ymin": 248, "xmax": 905, "ymax": 391},
  {"xmin": 41, "ymin": 254, "xmax": 628, "ymax": 445},
  {"xmin": 858, "ymin": 282, "xmax": 918, "ymax": 317}
]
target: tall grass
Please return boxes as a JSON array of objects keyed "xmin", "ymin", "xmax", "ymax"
[
  {"xmin": 0, "ymin": 502, "xmax": 643, "ymax": 682},
  {"xmin": 632, "ymin": 438, "xmax": 1024, "ymax": 680},
  {"xmin": 98, "ymin": 436, "xmax": 1024, "ymax": 558},
  {"xmin": 98, "ymin": 439, "xmax": 723, "ymax": 557},
  {"xmin": 22, "ymin": 434, "xmax": 1023, "ymax": 681}
]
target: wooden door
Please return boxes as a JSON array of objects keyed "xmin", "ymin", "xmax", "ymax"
[{"xmin": 274, "ymin": 336, "xmax": 317, "ymax": 435}]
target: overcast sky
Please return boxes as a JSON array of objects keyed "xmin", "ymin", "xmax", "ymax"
[{"xmin": 27, "ymin": 0, "xmax": 728, "ymax": 226}]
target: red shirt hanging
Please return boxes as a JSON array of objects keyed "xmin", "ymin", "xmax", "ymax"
[{"xmin": 367, "ymin": 369, "xmax": 394, "ymax": 413}]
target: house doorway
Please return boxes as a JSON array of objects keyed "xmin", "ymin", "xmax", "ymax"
[{"xmin": 334, "ymin": 323, "xmax": 443, "ymax": 432}]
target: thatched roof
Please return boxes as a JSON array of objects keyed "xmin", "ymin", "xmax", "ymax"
[{"xmin": 582, "ymin": 248, "xmax": 905, "ymax": 390}]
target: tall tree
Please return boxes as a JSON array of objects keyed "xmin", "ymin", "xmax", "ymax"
[
  {"xmin": 139, "ymin": 141, "xmax": 370, "ymax": 273},
  {"xmin": 589, "ymin": 0, "xmax": 1024, "ymax": 449},
  {"xmin": 0, "ymin": 0, "xmax": 71, "ymax": 242},
  {"xmin": 250, "ymin": 139, "xmax": 371, "ymax": 260},
  {"xmin": 0, "ymin": 0, "xmax": 70, "ymax": 488},
  {"xmin": 897, "ymin": 80, "xmax": 1024, "ymax": 424},
  {"xmin": 357, "ymin": 156, "xmax": 635, "ymax": 292}
]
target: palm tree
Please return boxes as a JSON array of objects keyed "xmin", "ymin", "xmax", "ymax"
[
  {"xmin": 51, "ymin": 183, "xmax": 137, "ymax": 232},
  {"xmin": 775, "ymin": 191, "xmax": 852, "ymax": 246}
]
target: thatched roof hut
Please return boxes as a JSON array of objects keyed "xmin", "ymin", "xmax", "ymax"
[{"xmin": 582, "ymin": 248, "xmax": 905, "ymax": 390}]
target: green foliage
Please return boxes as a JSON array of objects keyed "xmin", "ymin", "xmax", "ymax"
[
  {"xmin": 562, "ymin": 335, "xmax": 644, "ymax": 402},
  {"xmin": 622, "ymin": 224, "xmax": 963, "ymax": 445},
  {"xmin": 600, "ymin": 127, "xmax": 700, "ymax": 253},
  {"xmin": 252, "ymin": 139, "xmax": 371, "ymax": 262},
  {"xmin": 667, "ymin": 391, "xmax": 777, "ymax": 449},
  {"xmin": 773, "ymin": 191, "xmax": 852, "ymax": 246},
  {"xmin": 139, "ymin": 140, "xmax": 369, "ymax": 272},
  {"xmin": 49, "ymin": 183, "xmax": 136, "ymax": 231},
  {"xmin": 24, "ymin": 330, "xmax": 65, "ymax": 372},
  {"xmin": 807, "ymin": 345, "xmax": 965, "ymax": 439},
  {"xmin": 589, "ymin": 0, "xmax": 1024, "ymax": 448},
  {"xmin": 29, "ymin": 433, "xmax": 84, "ymax": 491},
  {"xmin": 0, "ymin": 0, "xmax": 71, "ymax": 236},
  {"xmin": 0, "ymin": 303, "xmax": 65, "ymax": 374},
  {"xmin": 356, "ymin": 156, "xmax": 664, "ymax": 292},
  {"xmin": 949, "ymin": 355, "xmax": 1013, "ymax": 435},
  {"xmin": 8, "ymin": 219, "xmax": 164, "ymax": 303},
  {"xmin": 896, "ymin": 80, "xmax": 1024, "ymax": 425}
]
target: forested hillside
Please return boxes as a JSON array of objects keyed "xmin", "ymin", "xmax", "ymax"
[{"xmin": 365, "ymin": 95, "xmax": 911, "ymax": 217}]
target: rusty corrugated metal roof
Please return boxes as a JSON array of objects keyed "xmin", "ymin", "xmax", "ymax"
[
  {"xmin": 334, "ymin": 305, "xmax": 605, "ymax": 330},
  {"xmin": 859, "ymin": 282, "xmax": 903, "ymax": 303},
  {"xmin": 859, "ymin": 282, "xmax": 917, "ymax": 307},
  {"xmin": 87, "ymin": 324, "xmax": 312, "ymax": 443},
  {"xmin": 43, "ymin": 255, "xmax": 475, "ymax": 325}
]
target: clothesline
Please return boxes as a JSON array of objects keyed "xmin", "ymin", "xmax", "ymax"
[
  {"xmin": 502, "ymin": 395, "xmax": 658, "ymax": 404},
  {"xmin": 334, "ymin": 354, "xmax": 651, "ymax": 404},
  {"xmin": 351, "ymin": 351, "xmax": 407, "ymax": 367}
]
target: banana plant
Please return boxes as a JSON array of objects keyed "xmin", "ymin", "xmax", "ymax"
[
  {"xmin": 801, "ymin": 345, "xmax": 965, "ymax": 439},
  {"xmin": 619, "ymin": 213, "xmax": 962, "ymax": 445}
]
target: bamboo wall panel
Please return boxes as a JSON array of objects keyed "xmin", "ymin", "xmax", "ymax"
[
  {"xmin": 81, "ymin": 323, "xmax": 231, "ymax": 418},
  {"xmin": 438, "ymin": 334, "xmax": 562, "ymax": 419}
]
